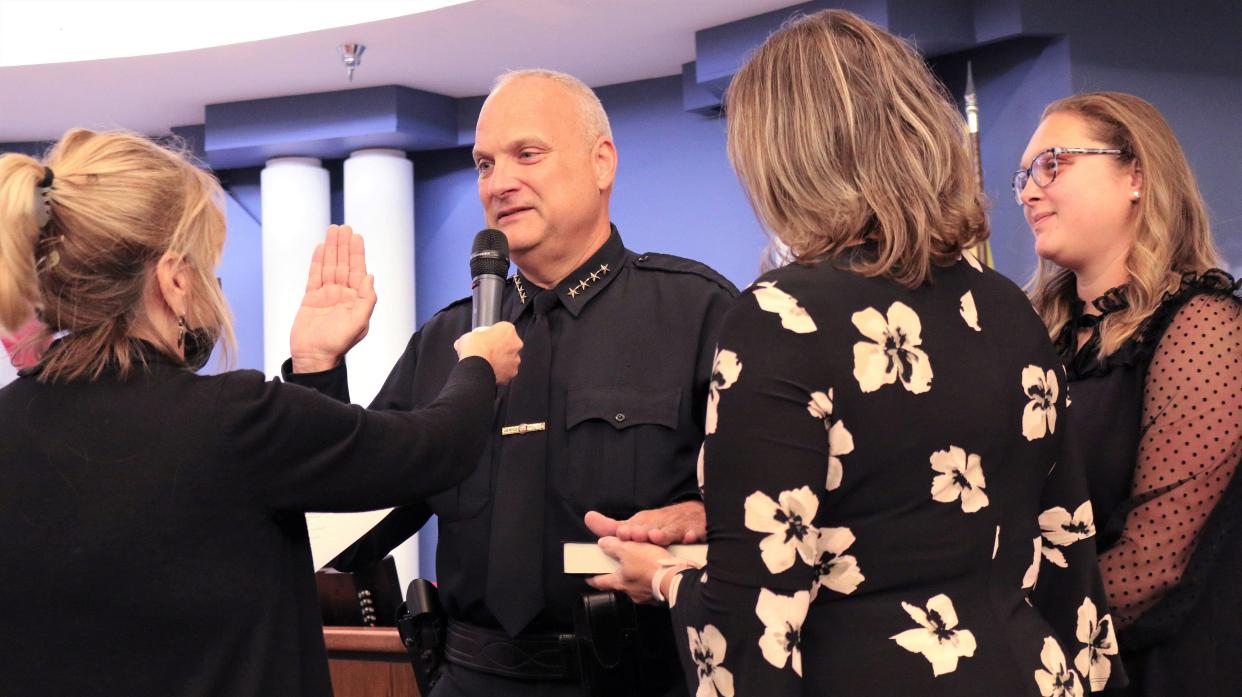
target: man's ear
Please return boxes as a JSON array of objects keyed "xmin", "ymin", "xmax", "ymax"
[
  {"xmin": 593, "ymin": 136, "xmax": 617, "ymax": 191},
  {"xmin": 154, "ymin": 251, "xmax": 192, "ymax": 318}
]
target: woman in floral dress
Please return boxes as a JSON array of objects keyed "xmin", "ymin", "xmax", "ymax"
[
  {"xmin": 588, "ymin": 10, "xmax": 1126, "ymax": 696},
  {"xmin": 1020, "ymin": 92, "xmax": 1242, "ymax": 696}
]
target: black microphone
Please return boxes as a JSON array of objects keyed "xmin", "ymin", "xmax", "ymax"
[{"xmin": 470, "ymin": 229, "xmax": 510, "ymax": 329}]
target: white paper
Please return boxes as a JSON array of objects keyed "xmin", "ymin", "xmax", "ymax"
[{"xmin": 306, "ymin": 509, "xmax": 393, "ymax": 570}]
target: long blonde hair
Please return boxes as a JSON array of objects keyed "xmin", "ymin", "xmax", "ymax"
[
  {"xmin": 725, "ymin": 9, "xmax": 988, "ymax": 287},
  {"xmin": 0, "ymin": 129, "xmax": 235, "ymax": 381},
  {"xmin": 1027, "ymin": 92, "xmax": 1220, "ymax": 356}
]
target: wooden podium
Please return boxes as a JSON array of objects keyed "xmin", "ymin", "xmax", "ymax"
[{"xmin": 323, "ymin": 627, "xmax": 421, "ymax": 697}]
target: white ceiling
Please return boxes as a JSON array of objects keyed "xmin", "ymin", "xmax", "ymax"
[{"xmin": 0, "ymin": 0, "xmax": 803, "ymax": 142}]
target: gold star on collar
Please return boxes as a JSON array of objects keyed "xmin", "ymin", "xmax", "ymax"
[
  {"xmin": 512, "ymin": 274, "xmax": 528, "ymax": 304},
  {"xmin": 564, "ymin": 263, "xmax": 611, "ymax": 299}
]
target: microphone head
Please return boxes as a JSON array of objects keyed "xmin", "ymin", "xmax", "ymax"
[{"xmin": 470, "ymin": 228, "xmax": 510, "ymax": 278}]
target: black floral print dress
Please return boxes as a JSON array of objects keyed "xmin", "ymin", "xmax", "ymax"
[{"xmin": 669, "ymin": 251, "xmax": 1127, "ymax": 696}]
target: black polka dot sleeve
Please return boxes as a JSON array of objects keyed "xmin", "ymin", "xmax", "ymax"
[{"xmin": 1098, "ymin": 293, "xmax": 1242, "ymax": 627}]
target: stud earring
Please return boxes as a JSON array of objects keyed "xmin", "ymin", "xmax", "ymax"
[{"xmin": 1131, "ymin": 190, "xmax": 1141, "ymax": 200}]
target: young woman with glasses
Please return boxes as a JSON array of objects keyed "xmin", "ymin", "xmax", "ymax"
[{"xmin": 1019, "ymin": 92, "xmax": 1242, "ymax": 697}]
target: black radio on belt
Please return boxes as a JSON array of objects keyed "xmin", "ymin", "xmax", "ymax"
[{"xmin": 572, "ymin": 591, "xmax": 642, "ymax": 697}]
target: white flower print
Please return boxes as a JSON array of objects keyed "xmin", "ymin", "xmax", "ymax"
[
  {"xmin": 1021, "ymin": 366, "xmax": 1059, "ymax": 440},
  {"xmin": 745, "ymin": 486, "xmax": 820, "ymax": 574},
  {"xmin": 852, "ymin": 302, "xmax": 934, "ymax": 394},
  {"xmin": 1022, "ymin": 537, "xmax": 1042, "ymax": 590},
  {"xmin": 960, "ymin": 291, "xmax": 981, "ymax": 331},
  {"xmin": 1035, "ymin": 636, "xmax": 1084, "ymax": 697},
  {"xmin": 1041, "ymin": 545, "xmax": 1068, "ymax": 569},
  {"xmin": 1074, "ymin": 598, "xmax": 1118, "ymax": 691},
  {"xmin": 929, "ymin": 446, "xmax": 989, "ymax": 513},
  {"xmin": 962, "ymin": 249, "xmax": 984, "ymax": 272},
  {"xmin": 706, "ymin": 349, "xmax": 742, "ymax": 435},
  {"xmin": 810, "ymin": 527, "xmax": 865, "ymax": 600},
  {"xmin": 891, "ymin": 594, "xmax": 978, "ymax": 677},
  {"xmin": 756, "ymin": 588, "xmax": 810, "ymax": 676},
  {"xmin": 807, "ymin": 390, "xmax": 855, "ymax": 490},
  {"xmin": 687, "ymin": 625, "xmax": 736, "ymax": 697},
  {"xmin": 753, "ymin": 282, "xmax": 817, "ymax": 334},
  {"xmin": 1040, "ymin": 501, "xmax": 1096, "ymax": 547}
]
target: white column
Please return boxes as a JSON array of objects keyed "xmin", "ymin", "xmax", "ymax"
[
  {"xmin": 260, "ymin": 157, "xmax": 330, "ymax": 380},
  {"xmin": 343, "ymin": 148, "xmax": 416, "ymax": 404},
  {"xmin": 344, "ymin": 148, "xmax": 419, "ymax": 584}
]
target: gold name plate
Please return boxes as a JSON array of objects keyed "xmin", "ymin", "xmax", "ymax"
[{"xmin": 501, "ymin": 422, "xmax": 547, "ymax": 436}]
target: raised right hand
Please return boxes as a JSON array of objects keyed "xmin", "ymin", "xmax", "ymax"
[
  {"xmin": 454, "ymin": 322, "xmax": 522, "ymax": 385},
  {"xmin": 289, "ymin": 225, "xmax": 377, "ymax": 373}
]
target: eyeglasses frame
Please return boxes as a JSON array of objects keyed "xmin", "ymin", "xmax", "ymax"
[{"xmin": 1011, "ymin": 146, "xmax": 1128, "ymax": 205}]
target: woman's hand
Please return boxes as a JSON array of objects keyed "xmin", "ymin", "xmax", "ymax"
[
  {"xmin": 289, "ymin": 225, "xmax": 377, "ymax": 373},
  {"xmin": 454, "ymin": 322, "xmax": 522, "ymax": 385},
  {"xmin": 586, "ymin": 536, "xmax": 678, "ymax": 605}
]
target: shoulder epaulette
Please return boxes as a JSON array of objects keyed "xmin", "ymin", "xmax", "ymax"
[
  {"xmin": 428, "ymin": 295, "xmax": 472, "ymax": 320},
  {"xmin": 632, "ymin": 252, "xmax": 739, "ymax": 295}
]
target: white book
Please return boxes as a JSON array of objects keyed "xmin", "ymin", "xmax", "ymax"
[{"xmin": 563, "ymin": 542, "xmax": 708, "ymax": 574}]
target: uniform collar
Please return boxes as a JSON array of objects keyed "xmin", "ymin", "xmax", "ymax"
[{"xmin": 509, "ymin": 225, "xmax": 627, "ymax": 319}]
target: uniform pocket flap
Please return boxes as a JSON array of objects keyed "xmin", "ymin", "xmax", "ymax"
[{"xmin": 566, "ymin": 387, "xmax": 681, "ymax": 431}]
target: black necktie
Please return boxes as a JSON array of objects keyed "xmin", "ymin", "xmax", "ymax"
[{"xmin": 485, "ymin": 289, "xmax": 556, "ymax": 636}]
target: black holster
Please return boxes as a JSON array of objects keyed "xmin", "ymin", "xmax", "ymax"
[{"xmin": 396, "ymin": 578, "xmax": 448, "ymax": 695}]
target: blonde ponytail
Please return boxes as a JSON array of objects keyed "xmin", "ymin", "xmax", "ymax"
[
  {"xmin": 0, "ymin": 129, "xmax": 235, "ymax": 382},
  {"xmin": 0, "ymin": 154, "xmax": 50, "ymax": 334}
]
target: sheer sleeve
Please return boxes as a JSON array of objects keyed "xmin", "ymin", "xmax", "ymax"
[
  {"xmin": 1099, "ymin": 292, "xmax": 1242, "ymax": 628},
  {"xmin": 669, "ymin": 285, "xmax": 827, "ymax": 697}
]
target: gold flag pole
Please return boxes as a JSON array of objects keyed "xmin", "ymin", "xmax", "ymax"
[{"xmin": 964, "ymin": 62, "xmax": 995, "ymax": 268}]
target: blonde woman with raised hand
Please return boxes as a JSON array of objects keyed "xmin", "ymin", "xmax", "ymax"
[
  {"xmin": 1020, "ymin": 92, "xmax": 1242, "ymax": 697},
  {"xmin": 587, "ymin": 10, "xmax": 1125, "ymax": 696},
  {"xmin": 0, "ymin": 129, "xmax": 520, "ymax": 697}
]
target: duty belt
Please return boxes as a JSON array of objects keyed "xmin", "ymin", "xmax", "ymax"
[{"xmin": 444, "ymin": 620, "xmax": 581, "ymax": 682}]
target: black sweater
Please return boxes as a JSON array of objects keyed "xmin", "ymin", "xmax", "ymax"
[{"xmin": 0, "ymin": 347, "xmax": 495, "ymax": 697}]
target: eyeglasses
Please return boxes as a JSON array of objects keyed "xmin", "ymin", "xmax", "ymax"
[{"xmin": 1011, "ymin": 147, "xmax": 1127, "ymax": 204}]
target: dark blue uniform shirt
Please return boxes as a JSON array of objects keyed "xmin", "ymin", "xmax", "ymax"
[{"xmin": 286, "ymin": 227, "xmax": 736, "ymax": 639}]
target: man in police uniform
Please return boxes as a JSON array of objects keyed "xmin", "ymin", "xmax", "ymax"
[{"xmin": 286, "ymin": 69, "xmax": 736, "ymax": 696}]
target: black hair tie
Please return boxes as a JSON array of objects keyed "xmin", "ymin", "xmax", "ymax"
[{"xmin": 37, "ymin": 167, "xmax": 54, "ymax": 188}]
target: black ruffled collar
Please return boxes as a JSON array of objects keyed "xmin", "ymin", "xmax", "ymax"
[
  {"xmin": 1058, "ymin": 268, "xmax": 1241, "ymax": 380},
  {"xmin": 1067, "ymin": 285, "xmax": 1130, "ymax": 330}
]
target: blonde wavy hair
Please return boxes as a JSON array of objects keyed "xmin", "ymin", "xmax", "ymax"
[
  {"xmin": 1026, "ymin": 92, "xmax": 1220, "ymax": 357},
  {"xmin": 0, "ymin": 129, "xmax": 235, "ymax": 382},
  {"xmin": 725, "ymin": 9, "xmax": 988, "ymax": 287}
]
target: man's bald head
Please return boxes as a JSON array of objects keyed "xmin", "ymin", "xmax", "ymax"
[{"xmin": 488, "ymin": 69, "xmax": 612, "ymax": 146}]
